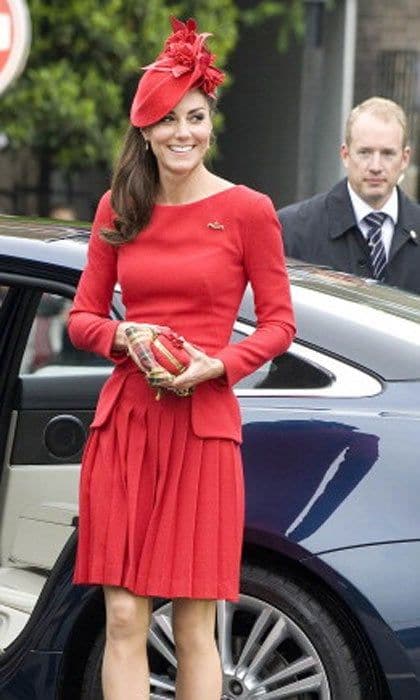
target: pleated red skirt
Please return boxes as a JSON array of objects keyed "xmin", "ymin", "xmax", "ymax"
[{"xmin": 74, "ymin": 377, "xmax": 244, "ymax": 601}]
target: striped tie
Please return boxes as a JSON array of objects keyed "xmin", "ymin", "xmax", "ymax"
[{"xmin": 364, "ymin": 212, "xmax": 387, "ymax": 280}]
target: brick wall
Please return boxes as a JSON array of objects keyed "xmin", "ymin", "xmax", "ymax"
[
  {"xmin": 355, "ymin": 0, "xmax": 420, "ymax": 103},
  {"xmin": 354, "ymin": 0, "xmax": 419, "ymax": 197}
]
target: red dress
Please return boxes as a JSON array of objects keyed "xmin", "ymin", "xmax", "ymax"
[{"xmin": 68, "ymin": 185, "xmax": 295, "ymax": 601}]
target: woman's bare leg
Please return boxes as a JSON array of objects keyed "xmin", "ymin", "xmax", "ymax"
[
  {"xmin": 172, "ymin": 598, "xmax": 222, "ymax": 700},
  {"xmin": 102, "ymin": 586, "xmax": 152, "ymax": 700}
]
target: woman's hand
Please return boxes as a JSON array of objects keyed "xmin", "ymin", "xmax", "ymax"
[
  {"xmin": 170, "ymin": 340, "xmax": 225, "ymax": 392},
  {"xmin": 113, "ymin": 321, "xmax": 160, "ymax": 353},
  {"xmin": 113, "ymin": 322, "xmax": 169, "ymax": 375}
]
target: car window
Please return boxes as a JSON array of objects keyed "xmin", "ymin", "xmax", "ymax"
[
  {"xmin": 20, "ymin": 292, "xmax": 113, "ymax": 375},
  {"xmin": 232, "ymin": 330, "xmax": 331, "ymax": 390}
]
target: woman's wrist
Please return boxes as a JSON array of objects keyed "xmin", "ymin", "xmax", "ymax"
[
  {"xmin": 113, "ymin": 322, "xmax": 131, "ymax": 351},
  {"xmin": 209, "ymin": 357, "xmax": 225, "ymax": 379}
]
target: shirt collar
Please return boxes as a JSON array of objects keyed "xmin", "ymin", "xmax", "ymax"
[{"xmin": 347, "ymin": 182, "xmax": 398, "ymax": 225}]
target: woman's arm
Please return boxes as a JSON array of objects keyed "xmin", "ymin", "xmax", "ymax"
[
  {"xmin": 67, "ymin": 191, "xmax": 125, "ymax": 362},
  {"xmin": 214, "ymin": 193, "xmax": 296, "ymax": 386}
]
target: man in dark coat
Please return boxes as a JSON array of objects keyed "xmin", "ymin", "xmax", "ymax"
[{"xmin": 278, "ymin": 97, "xmax": 420, "ymax": 295}]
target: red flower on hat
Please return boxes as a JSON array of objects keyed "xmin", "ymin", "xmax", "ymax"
[
  {"xmin": 202, "ymin": 64, "xmax": 225, "ymax": 95},
  {"xmin": 165, "ymin": 17, "xmax": 201, "ymax": 48},
  {"xmin": 143, "ymin": 17, "xmax": 224, "ymax": 97}
]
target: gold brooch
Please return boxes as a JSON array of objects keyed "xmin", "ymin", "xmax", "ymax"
[{"xmin": 207, "ymin": 221, "xmax": 224, "ymax": 230}]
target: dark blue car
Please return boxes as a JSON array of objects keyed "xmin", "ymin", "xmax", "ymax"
[{"xmin": 0, "ymin": 218, "xmax": 419, "ymax": 699}]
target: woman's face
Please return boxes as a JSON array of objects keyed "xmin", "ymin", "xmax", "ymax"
[{"xmin": 143, "ymin": 89, "xmax": 212, "ymax": 177}]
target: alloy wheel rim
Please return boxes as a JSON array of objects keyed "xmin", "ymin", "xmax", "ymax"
[{"xmin": 148, "ymin": 594, "xmax": 331, "ymax": 699}]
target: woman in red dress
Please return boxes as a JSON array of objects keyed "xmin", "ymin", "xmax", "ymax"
[{"xmin": 68, "ymin": 17, "xmax": 295, "ymax": 700}]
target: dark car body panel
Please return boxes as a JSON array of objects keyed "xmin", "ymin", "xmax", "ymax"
[{"xmin": 241, "ymin": 386, "xmax": 420, "ymax": 547}]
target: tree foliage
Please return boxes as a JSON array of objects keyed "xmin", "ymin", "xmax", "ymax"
[{"xmin": 0, "ymin": 0, "xmax": 306, "ymax": 178}]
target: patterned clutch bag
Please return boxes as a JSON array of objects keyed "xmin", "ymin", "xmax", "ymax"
[
  {"xmin": 124, "ymin": 325, "xmax": 192, "ymax": 398},
  {"xmin": 150, "ymin": 330, "xmax": 190, "ymax": 376}
]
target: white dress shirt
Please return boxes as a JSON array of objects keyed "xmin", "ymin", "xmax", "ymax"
[{"xmin": 347, "ymin": 182, "xmax": 398, "ymax": 260}]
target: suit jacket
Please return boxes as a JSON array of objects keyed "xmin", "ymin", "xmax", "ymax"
[
  {"xmin": 68, "ymin": 188, "xmax": 296, "ymax": 444},
  {"xmin": 278, "ymin": 178, "xmax": 420, "ymax": 295}
]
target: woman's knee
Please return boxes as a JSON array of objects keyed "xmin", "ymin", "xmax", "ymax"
[
  {"xmin": 104, "ymin": 587, "xmax": 151, "ymax": 643},
  {"xmin": 172, "ymin": 599, "xmax": 217, "ymax": 656}
]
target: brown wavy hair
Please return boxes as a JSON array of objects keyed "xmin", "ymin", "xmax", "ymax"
[
  {"xmin": 101, "ymin": 126, "xmax": 159, "ymax": 245},
  {"xmin": 101, "ymin": 93, "xmax": 217, "ymax": 245}
]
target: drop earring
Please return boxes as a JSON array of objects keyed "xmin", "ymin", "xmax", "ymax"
[{"xmin": 140, "ymin": 130, "xmax": 149, "ymax": 151}]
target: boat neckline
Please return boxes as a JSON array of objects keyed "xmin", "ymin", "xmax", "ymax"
[{"xmin": 154, "ymin": 184, "xmax": 241, "ymax": 208}]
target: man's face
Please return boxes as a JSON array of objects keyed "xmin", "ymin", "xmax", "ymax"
[{"xmin": 340, "ymin": 112, "xmax": 410, "ymax": 209}]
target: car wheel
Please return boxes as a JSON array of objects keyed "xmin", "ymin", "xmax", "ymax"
[
  {"xmin": 229, "ymin": 563, "xmax": 370, "ymax": 699},
  {"xmin": 81, "ymin": 564, "xmax": 372, "ymax": 699}
]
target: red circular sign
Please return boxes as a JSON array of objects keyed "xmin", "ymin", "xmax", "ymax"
[{"xmin": 0, "ymin": 0, "xmax": 31, "ymax": 94}]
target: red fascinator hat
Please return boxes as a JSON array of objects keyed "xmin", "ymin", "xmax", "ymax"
[{"xmin": 130, "ymin": 17, "xmax": 225, "ymax": 128}]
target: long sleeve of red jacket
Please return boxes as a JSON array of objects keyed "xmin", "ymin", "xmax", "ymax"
[
  {"xmin": 67, "ymin": 192, "xmax": 123, "ymax": 363},
  {"xmin": 214, "ymin": 193, "xmax": 296, "ymax": 386}
]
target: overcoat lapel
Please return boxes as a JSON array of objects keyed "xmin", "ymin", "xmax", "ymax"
[
  {"xmin": 388, "ymin": 190, "xmax": 419, "ymax": 262},
  {"xmin": 326, "ymin": 180, "xmax": 356, "ymax": 240}
]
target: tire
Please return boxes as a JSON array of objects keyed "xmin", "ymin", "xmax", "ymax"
[
  {"xmin": 80, "ymin": 629, "xmax": 104, "ymax": 700},
  {"xmin": 80, "ymin": 563, "xmax": 378, "ymax": 699}
]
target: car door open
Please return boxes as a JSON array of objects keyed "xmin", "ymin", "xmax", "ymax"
[{"xmin": 0, "ymin": 286, "xmax": 112, "ymax": 650}]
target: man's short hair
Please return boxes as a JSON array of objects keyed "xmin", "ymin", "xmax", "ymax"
[{"xmin": 345, "ymin": 96, "xmax": 409, "ymax": 148}]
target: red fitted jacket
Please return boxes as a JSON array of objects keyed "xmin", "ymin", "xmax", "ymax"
[{"xmin": 68, "ymin": 186, "xmax": 295, "ymax": 443}]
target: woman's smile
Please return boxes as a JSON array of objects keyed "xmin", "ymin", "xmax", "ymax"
[{"xmin": 168, "ymin": 145, "xmax": 195, "ymax": 153}]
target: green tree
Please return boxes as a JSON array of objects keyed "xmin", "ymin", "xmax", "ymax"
[{"xmin": 0, "ymin": 0, "xmax": 305, "ymax": 215}]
